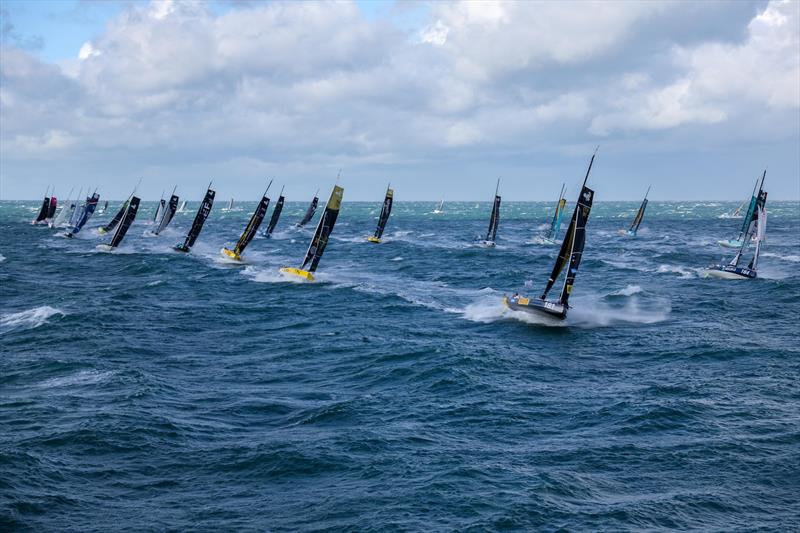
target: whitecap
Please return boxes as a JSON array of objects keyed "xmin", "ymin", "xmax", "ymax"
[{"xmin": 0, "ymin": 306, "xmax": 65, "ymax": 334}]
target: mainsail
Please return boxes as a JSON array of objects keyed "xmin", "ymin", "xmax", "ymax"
[
  {"xmin": 46, "ymin": 197, "xmax": 58, "ymax": 221},
  {"xmin": 541, "ymin": 153, "xmax": 597, "ymax": 304},
  {"xmin": 301, "ymin": 185, "xmax": 344, "ymax": 272},
  {"xmin": 484, "ymin": 179, "xmax": 501, "ymax": 243},
  {"xmin": 371, "ymin": 185, "xmax": 394, "ymax": 240},
  {"xmin": 731, "ymin": 190, "xmax": 768, "ymax": 268},
  {"xmin": 296, "ymin": 190, "xmax": 319, "ymax": 227},
  {"xmin": 67, "ymin": 192, "xmax": 100, "ymax": 236},
  {"xmin": 107, "ymin": 196, "xmax": 141, "ymax": 248},
  {"xmin": 627, "ymin": 186, "xmax": 650, "ymax": 235},
  {"xmin": 154, "ymin": 190, "xmax": 179, "ymax": 235},
  {"xmin": 737, "ymin": 171, "xmax": 766, "ymax": 242},
  {"xmin": 175, "ymin": 185, "xmax": 215, "ymax": 251},
  {"xmin": 544, "ymin": 184, "xmax": 567, "ymax": 241},
  {"xmin": 50, "ymin": 188, "xmax": 74, "ymax": 228},
  {"xmin": 153, "ymin": 196, "xmax": 166, "ymax": 223},
  {"xmin": 263, "ymin": 186, "xmax": 285, "ymax": 238}
]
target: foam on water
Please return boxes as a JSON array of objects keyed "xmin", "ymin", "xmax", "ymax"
[{"xmin": 0, "ymin": 306, "xmax": 65, "ymax": 333}]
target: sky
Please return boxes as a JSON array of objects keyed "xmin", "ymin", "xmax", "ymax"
[{"xmin": 1, "ymin": 0, "xmax": 798, "ymax": 201}]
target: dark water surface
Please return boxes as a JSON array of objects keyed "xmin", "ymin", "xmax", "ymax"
[{"xmin": 2, "ymin": 199, "xmax": 799, "ymax": 531}]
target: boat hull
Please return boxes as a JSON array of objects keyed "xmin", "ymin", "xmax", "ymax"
[
  {"xmin": 279, "ymin": 267, "xmax": 315, "ymax": 282},
  {"xmin": 618, "ymin": 229, "xmax": 636, "ymax": 237},
  {"xmin": 479, "ymin": 240, "xmax": 496, "ymax": 248},
  {"xmin": 503, "ymin": 295, "xmax": 567, "ymax": 320},
  {"xmin": 705, "ymin": 264, "xmax": 756, "ymax": 280},
  {"xmin": 95, "ymin": 244, "xmax": 114, "ymax": 252},
  {"xmin": 220, "ymin": 247, "xmax": 241, "ymax": 261},
  {"xmin": 367, "ymin": 236, "xmax": 381, "ymax": 244},
  {"xmin": 173, "ymin": 244, "xmax": 190, "ymax": 253},
  {"xmin": 718, "ymin": 239, "xmax": 744, "ymax": 249}
]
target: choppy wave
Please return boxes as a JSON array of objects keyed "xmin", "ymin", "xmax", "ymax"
[{"xmin": 0, "ymin": 306, "xmax": 65, "ymax": 333}]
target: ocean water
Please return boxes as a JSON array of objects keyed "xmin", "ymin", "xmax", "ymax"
[{"xmin": 1, "ymin": 198, "xmax": 799, "ymax": 531}]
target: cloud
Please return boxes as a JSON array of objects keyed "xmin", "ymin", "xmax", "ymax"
[{"xmin": 0, "ymin": 0, "xmax": 798, "ymax": 199}]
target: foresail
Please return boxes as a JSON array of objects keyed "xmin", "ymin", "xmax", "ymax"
[
  {"xmin": 235, "ymin": 195, "xmax": 270, "ymax": 254},
  {"xmin": 301, "ymin": 186, "xmax": 343, "ymax": 272},
  {"xmin": 109, "ymin": 196, "xmax": 141, "ymax": 248},
  {"xmin": 559, "ymin": 186, "xmax": 594, "ymax": 305}
]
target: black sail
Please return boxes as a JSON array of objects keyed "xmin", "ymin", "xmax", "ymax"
[
  {"xmin": 373, "ymin": 188, "xmax": 394, "ymax": 239},
  {"xmin": 296, "ymin": 195, "xmax": 319, "ymax": 227},
  {"xmin": 541, "ymin": 153, "xmax": 596, "ymax": 299},
  {"xmin": 264, "ymin": 195, "xmax": 284, "ymax": 237},
  {"xmin": 485, "ymin": 194, "xmax": 501, "ymax": 242},
  {"xmin": 234, "ymin": 195, "xmax": 270, "ymax": 255},
  {"xmin": 34, "ymin": 196, "xmax": 50, "ymax": 223},
  {"xmin": 109, "ymin": 196, "xmax": 140, "ymax": 248},
  {"xmin": 630, "ymin": 198, "xmax": 648, "ymax": 232},
  {"xmin": 301, "ymin": 186, "xmax": 343, "ymax": 272},
  {"xmin": 180, "ymin": 187, "xmax": 215, "ymax": 250},
  {"xmin": 103, "ymin": 200, "xmax": 129, "ymax": 234},
  {"xmin": 47, "ymin": 197, "xmax": 58, "ymax": 219},
  {"xmin": 558, "ymin": 186, "xmax": 594, "ymax": 306},
  {"xmin": 154, "ymin": 194, "xmax": 179, "ymax": 235}
]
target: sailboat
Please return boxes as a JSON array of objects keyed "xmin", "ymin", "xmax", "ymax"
[
  {"xmin": 50, "ymin": 187, "xmax": 74, "ymax": 228},
  {"xmin": 177, "ymin": 200, "xmax": 187, "ymax": 213},
  {"xmin": 295, "ymin": 190, "xmax": 319, "ymax": 227},
  {"xmin": 98, "ymin": 200, "xmax": 108, "ymax": 215},
  {"xmin": 479, "ymin": 179, "xmax": 501, "ymax": 247},
  {"xmin": 99, "ymin": 180, "xmax": 141, "ymax": 235},
  {"xmin": 222, "ymin": 198, "xmax": 234, "ymax": 211},
  {"xmin": 45, "ymin": 196, "xmax": 58, "ymax": 225},
  {"xmin": 221, "ymin": 181, "xmax": 272, "ymax": 261},
  {"xmin": 31, "ymin": 187, "xmax": 51, "ymax": 225},
  {"xmin": 718, "ymin": 201, "xmax": 745, "ymax": 219},
  {"xmin": 367, "ymin": 184, "xmax": 394, "ymax": 243},
  {"xmin": 504, "ymin": 151, "xmax": 597, "ymax": 320},
  {"xmin": 65, "ymin": 192, "xmax": 100, "ymax": 237},
  {"xmin": 538, "ymin": 184, "xmax": 566, "ymax": 245},
  {"xmin": 145, "ymin": 187, "xmax": 179, "ymax": 236},
  {"xmin": 619, "ymin": 186, "xmax": 650, "ymax": 237},
  {"xmin": 152, "ymin": 192, "xmax": 166, "ymax": 223},
  {"xmin": 174, "ymin": 184, "xmax": 215, "ymax": 252},
  {"xmin": 433, "ymin": 198, "xmax": 444, "ymax": 214},
  {"xmin": 97, "ymin": 197, "xmax": 141, "ymax": 251},
  {"xmin": 280, "ymin": 185, "xmax": 344, "ymax": 282},
  {"xmin": 719, "ymin": 171, "xmax": 765, "ymax": 248},
  {"xmin": 261, "ymin": 186, "xmax": 285, "ymax": 238},
  {"xmin": 706, "ymin": 190, "xmax": 767, "ymax": 280}
]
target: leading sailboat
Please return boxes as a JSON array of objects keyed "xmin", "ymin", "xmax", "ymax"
[
  {"xmin": 479, "ymin": 179, "xmax": 500, "ymax": 247},
  {"xmin": 504, "ymin": 151, "xmax": 597, "ymax": 320},
  {"xmin": 706, "ymin": 188, "xmax": 767, "ymax": 280},
  {"xmin": 619, "ymin": 186, "xmax": 650, "ymax": 237},
  {"xmin": 221, "ymin": 181, "xmax": 272, "ymax": 261},
  {"xmin": 280, "ymin": 185, "xmax": 343, "ymax": 282},
  {"xmin": 367, "ymin": 184, "xmax": 393, "ymax": 243}
]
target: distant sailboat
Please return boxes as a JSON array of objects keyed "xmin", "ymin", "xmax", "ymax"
[
  {"xmin": 718, "ymin": 200, "xmax": 745, "ymax": 219},
  {"xmin": 44, "ymin": 195, "xmax": 58, "ymax": 225},
  {"xmin": 147, "ymin": 187, "xmax": 179, "ymax": 236},
  {"xmin": 223, "ymin": 198, "xmax": 234, "ymax": 211},
  {"xmin": 505, "ymin": 150, "xmax": 597, "ymax": 320},
  {"xmin": 98, "ymin": 200, "xmax": 108, "ymax": 215},
  {"xmin": 719, "ymin": 171, "xmax": 765, "ymax": 248},
  {"xmin": 619, "ymin": 186, "xmax": 650, "ymax": 237},
  {"xmin": 152, "ymin": 194, "xmax": 166, "ymax": 223},
  {"xmin": 261, "ymin": 186, "xmax": 285, "ymax": 238},
  {"xmin": 177, "ymin": 200, "xmax": 187, "ymax": 213},
  {"xmin": 367, "ymin": 184, "xmax": 394, "ymax": 243},
  {"xmin": 707, "ymin": 190, "xmax": 767, "ymax": 280},
  {"xmin": 539, "ymin": 183, "xmax": 567, "ymax": 245},
  {"xmin": 222, "ymin": 181, "xmax": 272, "ymax": 261},
  {"xmin": 31, "ymin": 187, "xmax": 51, "ymax": 225},
  {"xmin": 280, "ymin": 185, "xmax": 344, "ymax": 281},
  {"xmin": 99, "ymin": 180, "xmax": 141, "ymax": 235},
  {"xmin": 50, "ymin": 187, "xmax": 74, "ymax": 228},
  {"xmin": 479, "ymin": 179, "xmax": 501, "ymax": 247},
  {"xmin": 296, "ymin": 190, "xmax": 319, "ymax": 227},
  {"xmin": 433, "ymin": 198, "xmax": 444, "ymax": 214},
  {"xmin": 97, "ymin": 197, "xmax": 141, "ymax": 251},
  {"xmin": 174, "ymin": 184, "xmax": 215, "ymax": 252},
  {"xmin": 65, "ymin": 192, "xmax": 100, "ymax": 237}
]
